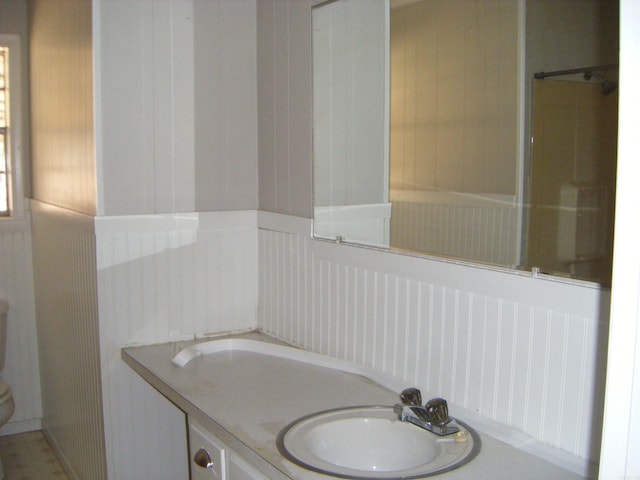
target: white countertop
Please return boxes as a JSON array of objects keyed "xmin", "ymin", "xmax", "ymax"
[{"xmin": 121, "ymin": 331, "xmax": 586, "ymax": 480}]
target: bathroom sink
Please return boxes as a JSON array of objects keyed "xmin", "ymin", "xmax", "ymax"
[{"xmin": 277, "ymin": 406, "xmax": 480, "ymax": 479}]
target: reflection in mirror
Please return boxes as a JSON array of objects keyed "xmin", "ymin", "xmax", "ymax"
[
  {"xmin": 312, "ymin": 0, "xmax": 390, "ymax": 248},
  {"xmin": 388, "ymin": 0, "xmax": 521, "ymax": 268},
  {"xmin": 312, "ymin": 0, "xmax": 619, "ymax": 285},
  {"xmin": 527, "ymin": 76, "xmax": 617, "ymax": 284}
]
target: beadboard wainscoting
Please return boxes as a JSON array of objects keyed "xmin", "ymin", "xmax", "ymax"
[
  {"xmin": 95, "ymin": 210, "xmax": 259, "ymax": 480},
  {"xmin": 257, "ymin": 211, "xmax": 609, "ymax": 476},
  {"xmin": 0, "ymin": 217, "xmax": 42, "ymax": 436},
  {"xmin": 390, "ymin": 190, "xmax": 520, "ymax": 266},
  {"xmin": 30, "ymin": 201, "xmax": 107, "ymax": 480}
]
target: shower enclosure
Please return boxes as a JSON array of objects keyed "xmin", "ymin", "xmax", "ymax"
[{"xmin": 526, "ymin": 65, "xmax": 618, "ymax": 284}]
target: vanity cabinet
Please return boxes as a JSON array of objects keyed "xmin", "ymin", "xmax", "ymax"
[
  {"xmin": 189, "ymin": 420, "xmax": 269, "ymax": 480},
  {"xmin": 227, "ymin": 453, "xmax": 270, "ymax": 480}
]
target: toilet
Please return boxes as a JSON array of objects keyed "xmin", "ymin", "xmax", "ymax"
[{"xmin": 0, "ymin": 300, "xmax": 15, "ymax": 480}]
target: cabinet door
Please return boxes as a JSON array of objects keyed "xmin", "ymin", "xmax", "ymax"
[
  {"xmin": 228, "ymin": 454, "xmax": 269, "ymax": 480},
  {"xmin": 189, "ymin": 421, "xmax": 226, "ymax": 480}
]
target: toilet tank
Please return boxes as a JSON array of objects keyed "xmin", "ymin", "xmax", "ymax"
[{"xmin": 0, "ymin": 300, "xmax": 7, "ymax": 371}]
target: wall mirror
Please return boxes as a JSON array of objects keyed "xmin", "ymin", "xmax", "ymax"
[{"xmin": 312, "ymin": 0, "xmax": 619, "ymax": 285}]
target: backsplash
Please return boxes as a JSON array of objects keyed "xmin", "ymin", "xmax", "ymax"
[{"xmin": 257, "ymin": 212, "xmax": 609, "ymax": 475}]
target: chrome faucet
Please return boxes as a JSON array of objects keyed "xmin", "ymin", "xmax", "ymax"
[{"xmin": 394, "ymin": 388, "xmax": 460, "ymax": 436}]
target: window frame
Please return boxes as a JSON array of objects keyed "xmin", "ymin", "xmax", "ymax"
[
  {"xmin": 0, "ymin": 34, "xmax": 26, "ymax": 221},
  {"xmin": 1, "ymin": 45, "xmax": 9, "ymax": 216}
]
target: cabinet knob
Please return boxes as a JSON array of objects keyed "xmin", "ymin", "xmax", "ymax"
[{"xmin": 194, "ymin": 448, "xmax": 215, "ymax": 470}]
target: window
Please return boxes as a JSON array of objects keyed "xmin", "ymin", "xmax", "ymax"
[
  {"xmin": 0, "ymin": 35, "xmax": 24, "ymax": 219},
  {"xmin": 0, "ymin": 45, "xmax": 8, "ymax": 216}
]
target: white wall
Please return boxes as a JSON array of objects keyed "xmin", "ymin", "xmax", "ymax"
[
  {"xmin": 29, "ymin": 0, "xmax": 97, "ymax": 215},
  {"xmin": 96, "ymin": 0, "xmax": 258, "ymax": 216},
  {"xmin": 257, "ymin": 0, "xmax": 313, "ymax": 218},
  {"xmin": 94, "ymin": 1, "xmax": 261, "ymax": 478},
  {"xmin": 96, "ymin": 211, "xmax": 258, "ymax": 480},
  {"xmin": 30, "ymin": 202, "xmax": 106, "ymax": 480},
  {"xmin": 27, "ymin": 1, "xmax": 262, "ymax": 479},
  {"xmin": 192, "ymin": 0, "xmax": 258, "ymax": 213},
  {"xmin": 28, "ymin": 2, "xmax": 106, "ymax": 479}
]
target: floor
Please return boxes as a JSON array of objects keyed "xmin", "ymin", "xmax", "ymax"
[{"xmin": 0, "ymin": 431, "xmax": 69, "ymax": 480}]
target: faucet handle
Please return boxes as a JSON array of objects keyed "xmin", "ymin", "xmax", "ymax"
[
  {"xmin": 425, "ymin": 397, "xmax": 450, "ymax": 425},
  {"xmin": 400, "ymin": 387, "xmax": 422, "ymax": 406}
]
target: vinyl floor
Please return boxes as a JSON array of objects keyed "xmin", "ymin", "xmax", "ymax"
[{"xmin": 0, "ymin": 431, "xmax": 69, "ymax": 480}]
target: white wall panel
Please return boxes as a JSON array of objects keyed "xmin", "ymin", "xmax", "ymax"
[
  {"xmin": 0, "ymin": 219, "xmax": 42, "ymax": 436},
  {"xmin": 97, "ymin": 0, "xmax": 194, "ymax": 215},
  {"xmin": 96, "ymin": 210, "xmax": 259, "ymax": 480},
  {"xmin": 193, "ymin": 0, "xmax": 258, "ymax": 212},
  {"xmin": 29, "ymin": 0, "xmax": 96, "ymax": 215},
  {"xmin": 30, "ymin": 201, "xmax": 106, "ymax": 480},
  {"xmin": 257, "ymin": 0, "xmax": 313, "ymax": 217},
  {"xmin": 258, "ymin": 212, "xmax": 608, "ymax": 476},
  {"xmin": 97, "ymin": 0, "xmax": 257, "ymax": 216},
  {"xmin": 29, "ymin": 1, "xmax": 102, "ymax": 477}
]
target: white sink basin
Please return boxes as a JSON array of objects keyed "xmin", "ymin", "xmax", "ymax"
[{"xmin": 277, "ymin": 406, "xmax": 480, "ymax": 479}]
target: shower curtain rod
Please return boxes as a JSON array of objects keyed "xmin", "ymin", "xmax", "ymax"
[{"xmin": 533, "ymin": 64, "xmax": 618, "ymax": 80}]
